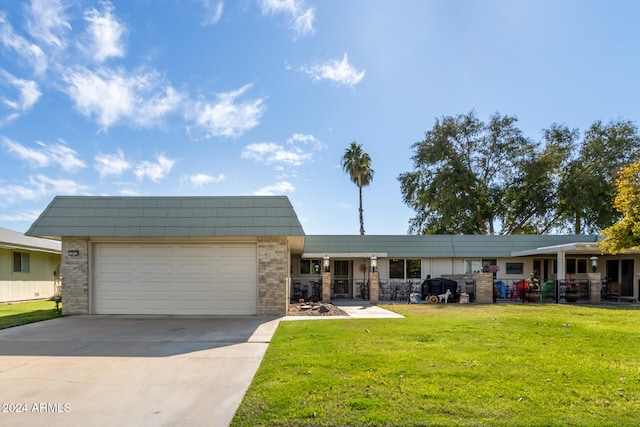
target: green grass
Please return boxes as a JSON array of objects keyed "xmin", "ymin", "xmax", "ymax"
[
  {"xmin": 232, "ymin": 304, "xmax": 640, "ymax": 427},
  {"xmin": 0, "ymin": 299, "xmax": 62, "ymax": 330}
]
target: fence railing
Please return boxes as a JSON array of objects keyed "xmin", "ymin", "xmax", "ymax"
[
  {"xmin": 493, "ymin": 279, "xmax": 591, "ymax": 303},
  {"xmin": 379, "ymin": 279, "xmax": 476, "ymax": 303}
]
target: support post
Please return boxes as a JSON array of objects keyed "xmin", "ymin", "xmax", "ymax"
[
  {"xmin": 473, "ymin": 272, "xmax": 494, "ymax": 304},
  {"xmin": 322, "ymin": 271, "xmax": 331, "ymax": 303},
  {"xmin": 588, "ymin": 272, "xmax": 602, "ymax": 304},
  {"xmin": 369, "ymin": 271, "xmax": 379, "ymax": 305}
]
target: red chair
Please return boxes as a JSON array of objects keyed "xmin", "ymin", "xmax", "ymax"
[{"xmin": 512, "ymin": 279, "xmax": 527, "ymax": 300}]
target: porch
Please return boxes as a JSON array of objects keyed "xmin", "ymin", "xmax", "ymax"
[
  {"xmin": 493, "ymin": 278, "xmax": 638, "ymax": 304},
  {"xmin": 290, "ymin": 277, "xmax": 477, "ymax": 304}
]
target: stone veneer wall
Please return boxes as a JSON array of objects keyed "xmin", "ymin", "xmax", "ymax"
[
  {"xmin": 473, "ymin": 272, "xmax": 494, "ymax": 304},
  {"xmin": 61, "ymin": 237, "xmax": 90, "ymax": 314},
  {"xmin": 369, "ymin": 272, "xmax": 379, "ymax": 304},
  {"xmin": 588, "ymin": 272, "xmax": 602, "ymax": 304},
  {"xmin": 257, "ymin": 237, "xmax": 289, "ymax": 316}
]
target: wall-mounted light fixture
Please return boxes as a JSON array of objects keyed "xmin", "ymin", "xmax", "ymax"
[
  {"xmin": 590, "ymin": 256, "xmax": 598, "ymax": 273},
  {"xmin": 323, "ymin": 255, "xmax": 330, "ymax": 273}
]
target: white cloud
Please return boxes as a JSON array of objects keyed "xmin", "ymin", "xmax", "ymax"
[
  {"xmin": 242, "ymin": 133, "xmax": 325, "ymax": 168},
  {"xmin": 94, "ymin": 149, "xmax": 132, "ymax": 178},
  {"xmin": 188, "ymin": 84, "xmax": 266, "ymax": 139},
  {"xmin": 0, "ymin": 69, "xmax": 41, "ymax": 123},
  {"xmin": 181, "ymin": 173, "xmax": 225, "ymax": 188},
  {"xmin": 0, "ymin": 174, "xmax": 88, "ymax": 203},
  {"xmin": 134, "ymin": 153, "xmax": 175, "ymax": 182},
  {"xmin": 292, "ymin": 7, "xmax": 314, "ymax": 37},
  {"xmin": 259, "ymin": 0, "xmax": 315, "ymax": 38},
  {"xmin": 287, "ymin": 133, "xmax": 326, "ymax": 150},
  {"xmin": 63, "ymin": 67, "xmax": 183, "ymax": 130},
  {"xmin": 201, "ymin": 1, "xmax": 224, "ymax": 26},
  {"xmin": 253, "ymin": 181, "xmax": 295, "ymax": 196},
  {"xmin": 83, "ymin": 2, "xmax": 126, "ymax": 62},
  {"xmin": 25, "ymin": 0, "xmax": 71, "ymax": 49},
  {"xmin": 242, "ymin": 142, "xmax": 311, "ymax": 166},
  {"xmin": 3, "ymin": 137, "xmax": 86, "ymax": 172},
  {"xmin": 298, "ymin": 53, "xmax": 365, "ymax": 87},
  {"xmin": 0, "ymin": 209, "xmax": 42, "ymax": 223},
  {"xmin": 0, "ymin": 12, "xmax": 48, "ymax": 75}
]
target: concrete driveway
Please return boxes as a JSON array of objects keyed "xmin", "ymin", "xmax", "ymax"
[{"xmin": 0, "ymin": 315, "xmax": 280, "ymax": 427}]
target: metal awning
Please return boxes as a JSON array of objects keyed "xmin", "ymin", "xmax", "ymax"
[
  {"xmin": 510, "ymin": 242, "xmax": 603, "ymax": 257},
  {"xmin": 511, "ymin": 241, "xmax": 640, "ymax": 257}
]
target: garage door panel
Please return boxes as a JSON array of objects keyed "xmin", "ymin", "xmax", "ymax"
[{"xmin": 94, "ymin": 243, "xmax": 257, "ymax": 315}]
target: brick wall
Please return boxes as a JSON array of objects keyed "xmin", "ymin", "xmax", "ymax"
[
  {"xmin": 61, "ymin": 237, "xmax": 90, "ymax": 314},
  {"xmin": 588, "ymin": 272, "xmax": 602, "ymax": 304},
  {"xmin": 473, "ymin": 272, "xmax": 494, "ymax": 304},
  {"xmin": 257, "ymin": 237, "xmax": 289, "ymax": 316},
  {"xmin": 369, "ymin": 272, "xmax": 379, "ymax": 304}
]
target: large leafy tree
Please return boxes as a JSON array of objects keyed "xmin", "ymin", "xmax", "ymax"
[
  {"xmin": 599, "ymin": 160, "xmax": 640, "ymax": 253},
  {"xmin": 555, "ymin": 120, "xmax": 640, "ymax": 234},
  {"xmin": 342, "ymin": 142, "xmax": 374, "ymax": 235},
  {"xmin": 399, "ymin": 112, "xmax": 640, "ymax": 235},
  {"xmin": 398, "ymin": 111, "xmax": 554, "ymax": 234}
]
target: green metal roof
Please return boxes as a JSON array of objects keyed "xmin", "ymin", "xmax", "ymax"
[
  {"xmin": 302, "ymin": 234, "xmax": 601, "ymax": 258},
  {"xmin": 26, "ymin": 196, "xmax": 305, "ymax": 239}
]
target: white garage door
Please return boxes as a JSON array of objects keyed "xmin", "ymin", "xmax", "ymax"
[{"xmin": 93, "ymin": 243, "xmax": 257, "ymax": 315}]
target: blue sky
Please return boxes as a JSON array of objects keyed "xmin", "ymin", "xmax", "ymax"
[{"xmin": 1, "ymin": 0, "xmax": 639, "ymax": 235}]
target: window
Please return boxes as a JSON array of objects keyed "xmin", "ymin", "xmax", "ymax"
[
  {"xmin": 577, "ymin": 259, "xmax": 587, "ymax": 274},
  {"xmin": 566, "ymin": 258, "xmax": 587, "ymax": 275},
  {"xmin": 389, "ymin": 259, "xmax": 405, "ymax": 279},
  {"xmin": 407, "ymin": 259, "xmax": 421, "ymax": 279},
  {"xmin": 506, "ymin": 262, "xmax": 523, "ymax": 275},
  {"xmin": 13, "ymin": 252, "xmax": 30, "ymax": 273},
  {"xmin": 465, "ymin": 259, "xmax": 497, "ymax": 274},
  {"xmin": 300, "ymin": 259, "xmax": 320, "ymax": 275},
  {"xmin": 465, "ymin": 259, "xmax": 482, "ymax": 274}
]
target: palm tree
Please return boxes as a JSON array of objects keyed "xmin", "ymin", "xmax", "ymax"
[{"xmin": 341, "ymin": 142, "xmax": 374, "ymax": 235}]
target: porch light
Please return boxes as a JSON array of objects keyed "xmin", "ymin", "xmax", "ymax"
[
  {"xmin": 323, "ymin": 255, "xmax": 330, "ymax": 273},
  {"xmin": 370, "ymin": 255, "xmax": 378, "ymax": 273},
  {"xmin": 590, "ymin": 256, "xmax": 598, "ymax": 273}
]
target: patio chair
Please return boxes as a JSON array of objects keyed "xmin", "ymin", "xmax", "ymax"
[
  {"xmin": 541, "ymin": 280, "xmax": 555, "ymax": 300},
  {"xmin": 512, "ymin": 279, "xmax": 527, "ymax": 300},
  {"xmin": 494, "ymin": 280, "xmax": 506, "ymax": 299},
  {"xmin": 606, "ymin": 282, "xmax": 621, "ymax": 302}
]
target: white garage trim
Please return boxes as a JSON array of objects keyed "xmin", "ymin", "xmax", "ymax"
[{"xmin": 93, "ymin": 243, "xmax": 257, "ymax": 315}]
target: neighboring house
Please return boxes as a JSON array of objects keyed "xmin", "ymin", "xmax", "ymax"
[
  {"xmin": 0, "ymin": 226, "xmax": 61, "ymax": 303},
  {"xmin": 26, "ymin": 195, "xmax": 639, "ymax": 316}
]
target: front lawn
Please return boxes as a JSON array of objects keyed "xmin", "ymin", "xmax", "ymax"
[
  {"xmin": 0, "ymin": 300, "xmax": 61, "ymax": 330},
  {"xmin": 232, "ymin": 304, "xmax": 640, "ymax": 427}
]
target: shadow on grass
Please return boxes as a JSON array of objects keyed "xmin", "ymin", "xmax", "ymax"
[{"xmin": 0, "ymin": 309, "xmax": 62, "ymax": 330}]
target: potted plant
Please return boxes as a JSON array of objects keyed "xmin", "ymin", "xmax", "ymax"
[
  {"xmin": 525, "ymin": 273, "xmax": 541, "ymax": 302},
  {"xmin": 564, "ymin": 274, "xmax": 579, "ymax": 303}
]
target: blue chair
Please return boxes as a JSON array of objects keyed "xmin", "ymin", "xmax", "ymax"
[{"xmin": 494, "ymin": 280, "xmax": 506, "ymax": 299}]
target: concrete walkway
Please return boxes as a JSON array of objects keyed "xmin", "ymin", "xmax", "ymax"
[
  {"xmin": 283, "ymin": 304, "xmax": 404, "ymax": 320},
  {"xmin": 334, "ymin": 304, "xmax": 405, "ymax": 319}
]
